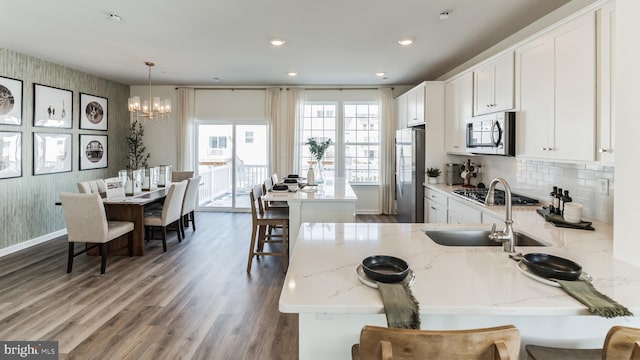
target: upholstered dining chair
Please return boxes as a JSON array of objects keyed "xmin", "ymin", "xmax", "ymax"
[
  {"xmin": 59, "ymin": 192, "xmax": 134, "ymax": 274},
  {"xmin": 180, "ymin": 175, "xmax": 201, "ymax": 238},
  {"xmin": 172, "ymin": 171, "xmax": 194, "ymax": 183},
  {"xmin": 352, "ymin": 324, "xmax": 520, "ymax": 360},
  {"xmin": 526, "ymin": 325, "xmax": 640, "ymax": 360},
  {"xmin": 143, "ymin": 180, "xmax": 188, "ymax": 252},
  {"xmin": 247, "ymin": 184, "xmax": 289, "ymax": 273},
  {"xmin": 77, "ymin": 179, "xmax": 106, "ymax": 194}
]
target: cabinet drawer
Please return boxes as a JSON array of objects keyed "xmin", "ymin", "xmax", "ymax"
[
  {"xmin": 448, "ymin": 198, "xmax": 482, "ymax": 223},
  {"xmin": 424, "ymin": 188, "xmax": 447, "ymax": 206}
]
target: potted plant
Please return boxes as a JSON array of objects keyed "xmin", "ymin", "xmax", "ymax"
[
  {"xmin": 426, "ymin": 167, "xmax": 441, "ymax": 184},
  {"xmin": 306, "ymin": 137, "xmax": 332, "ymax": 183}
]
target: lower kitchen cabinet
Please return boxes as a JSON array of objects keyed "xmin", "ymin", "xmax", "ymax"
[
  {"xmin": 448, "ymin": 197, "xmax": 482, "ymax": 224},
  {"xmin": 424, "ymin": 188, "xmax": 447, "ymax": 223}
]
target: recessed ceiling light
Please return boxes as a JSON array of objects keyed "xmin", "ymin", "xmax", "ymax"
[
  {"xmin": 398, "ymin": 38, "xmax": 413, "ymax": 46},
  {"xmin": 271, "ymin": 39, "xmax": 286, "ymax": 46},
  {"xmin": 288, "ymin": 72, "xmax": 298, "ymax": 77},
  {"xmin": 109, "ymin": 13, "xmax": 121, "ymax": 22},
  {"xmin": 376, "ymin": 72, "xmax": 386, "ymax": 77},
  {"xmin": 439, "ymin": 11, "xmax": 451, "ymax": 20},
  {"xmin": 212, "ymin": 77, "xmax": 221, "ymax": 82}
]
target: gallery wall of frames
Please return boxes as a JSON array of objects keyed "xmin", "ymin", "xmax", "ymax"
[{"xmin": 0, "ymin": 48, "xmax": 130, "ymax": 251}]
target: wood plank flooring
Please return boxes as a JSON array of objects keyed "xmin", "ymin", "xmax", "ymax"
[{"xmin": 0, "ymin": 212, "xmax": 396, "ymax": 360}]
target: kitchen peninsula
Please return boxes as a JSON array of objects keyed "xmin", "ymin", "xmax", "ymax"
[
  {"xmin": 263, "ymin": 177, "xmax": 357, "ymax": 250},
  {"xmin": 279, "ymin": 213, "xmax": 640, "ymax": 359}
]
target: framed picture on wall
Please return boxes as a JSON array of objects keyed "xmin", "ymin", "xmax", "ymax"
[
  {"xmin": 0, "ymin": 131, "xmax": 22, "ymax": 179},
  {"xmin": 33, "ymin": 133, "xmax": 72, "ymax": 175},
  {"xmin": 33, "ymin": 83, "xmax": 73, "ymax": 128},
  {"xmin": 80, "ymin": 93, "xmax": 108, "ymax": 130},
  {"xmin": 0, "ymin": 76, "xmax": 23, "ymax": 126},
  {"xmin": 79, "ymin": 134, "xmax": 107, "ymax": 170}
]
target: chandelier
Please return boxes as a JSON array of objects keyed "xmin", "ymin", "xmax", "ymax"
[{"xmin": 128, "ymin": 61, "xmax": 171, "ymax": 121}]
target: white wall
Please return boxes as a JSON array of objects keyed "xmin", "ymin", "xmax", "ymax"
[{"xmin": 613, "ymin": 0, "xmax": 640, "ymax": 266}]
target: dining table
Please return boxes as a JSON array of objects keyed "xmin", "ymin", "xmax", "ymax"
[
  {"xmin": 262, "ymin": 177, "xmax": 357, "ymax": 252},
  {"xmin": 101, "ymin": 187, "xmax": 170, "ymax": 256}
]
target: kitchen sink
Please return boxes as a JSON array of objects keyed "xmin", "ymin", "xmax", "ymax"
[{"xmin": 423, "ymin": 229, "xmax": 548, "ymax": 247}]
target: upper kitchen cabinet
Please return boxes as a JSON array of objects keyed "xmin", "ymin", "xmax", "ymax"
[
  {"xmin": 516, "ymin": 12, "xmax": 596, "ymax": 161},
  {"xmin": 597, "ymin": 1, "xmax": 615, "ymax": 165},
  {"xmin": 398, "ymin": 82, "xmax": 426, "ymax": 127},
  {"xmin": 445, "ymin": 72, "xmax": 473, "ymax": 154},
  {"xmin": 396, "ymin": 93, "xmax": 408, "ymax": 129},
  {"xmin": 473, "ymin": 51, "xmax": 515, "ymax": 116}
]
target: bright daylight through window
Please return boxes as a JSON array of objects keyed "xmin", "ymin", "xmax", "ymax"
[{"xmin": 300, "ymin": 102, "xmax": 380, "ymax": 184}]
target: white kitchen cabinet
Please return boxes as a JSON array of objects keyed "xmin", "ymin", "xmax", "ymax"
[
  {"xmin": 516, "ymin": 12, "xmax": 596, "ymax": 161},
  {"xmin": 407, "ymin": 84, "xmax": 425, "ymax": 127},
  {"xmin": 445, "ymin": 72, "xmax": 473, "ymax": 154},
  {"xmin": 448, "ymin": 197, "xmax": 482, "ymax": 224},
  {"xmin": 597, "ymin": 1, "xmax": 616, "ymax": 165},
  {"xmin": 473, "ymin": 52, "xmax": 514, "ymax": 116},
  {"xmin": 424, "ymin": 188, "xmax": 447, "ymax": 223},
  {"xmin": 396, "ymin": 93, "xmax": 408, "ymax": 129},
  {"xmin": 481, "ymin": 210, "xmax": 504, "ymax": 225}
]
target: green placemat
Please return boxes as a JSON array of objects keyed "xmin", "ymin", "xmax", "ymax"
[{"xmin": 376, "ymin": 282, "xmax": 420, "ymax": 329}]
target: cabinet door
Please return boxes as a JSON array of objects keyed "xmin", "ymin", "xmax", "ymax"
[
  {"xmin": 459, "ymin": 72, "xmax": 474, "ymax": 124},
  {"xmin": 552, "ymin": 13, "xmax": 596, "ymax": 161},
  {"xmin": 473, "ymin": 64, "xmax": 494, "ymax": 116},
  {"xmin": 445, "ymin": 80, "xmax": 460, "ymax": 153},
  {"xmin": 515, "ymin": 36, "xmax": 554, "ymax": 158},
  {"xmin": 425, "ymin": 198, "xmax": 447, "ymax": 223},
  {"xmin": 598, "ymin": 1, "xmax": 615, "ymax": 164},
  {"xmin": 396, "ymin": 94, "xmax": 408, "ymax": 129},
  {"xmin": 407, "ymin": 89, "xmax": 418, "ymax": 126},
  {"xmin": 492, "ymin": 52, "xmax": 515, "ymax": 112}
]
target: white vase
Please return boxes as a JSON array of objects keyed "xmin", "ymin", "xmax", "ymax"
[
  {"xmin": 428, "ymin": 177, "xmax": 438, "ymax": 184},
  {"xmin": 307, "ymin": 166, "xmax": 315, "ymax": 185}
]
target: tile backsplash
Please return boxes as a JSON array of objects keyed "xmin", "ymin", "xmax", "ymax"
[{"xmin": 449, "ymin": 155, "xmax": 614, "ymax": 224}]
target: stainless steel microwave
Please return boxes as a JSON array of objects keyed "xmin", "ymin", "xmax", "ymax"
[{"xmin": 466, "ymin": 112, "xmax": 516, "ymax": 156}]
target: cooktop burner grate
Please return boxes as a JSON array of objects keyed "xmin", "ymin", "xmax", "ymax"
[{"xmin": 452, "ymin": 188, "xmax": 539, "ymax": 206}]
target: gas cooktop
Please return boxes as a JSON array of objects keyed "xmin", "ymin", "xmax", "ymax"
[{"xmin": 452, "ymin": 188, "xmax": 539, "ymax": 206}]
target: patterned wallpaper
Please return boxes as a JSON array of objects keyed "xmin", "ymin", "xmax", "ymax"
[{"xmin": 0, "ymin": 48, "xmax": 129, "ymax": 250}]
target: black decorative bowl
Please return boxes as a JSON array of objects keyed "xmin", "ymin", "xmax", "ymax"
[
  {"xmin": 287, "ymin": 174, "xmax": 299, "ymax": 178},
  {"xmin": 361, "ymin": 255, "xmax": 409, "ymax": 283},
  {"xmin": 272, "ymin": 184, "xmax": 289, "ymax": 191},
  {"xmin": 523, "ymin": 253, "xmax": 582, "ymax": 281},
  {"xmin": 283, "ymin": 178, "xmax": 298, "ymax": 184}
]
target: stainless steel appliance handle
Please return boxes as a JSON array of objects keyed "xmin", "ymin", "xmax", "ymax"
[{"xmin": 490, "ymin": 120, "xmax": 502, "ymax": 146}]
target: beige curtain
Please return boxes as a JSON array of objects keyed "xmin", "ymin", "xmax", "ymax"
[
  {"xmin": 379, "ymin": 87, "xmax": 396, "ymax": 214},
  {"xmin": 266, "ymin": 88, "xmax": 281, "ymax": 177},
  {"xmin": 275, "ymin": 88, "xmax": 304, "ymax": 175},
  {"xmin": 177, "ymin": 87, "xmax": 195, "ymax": 170}
]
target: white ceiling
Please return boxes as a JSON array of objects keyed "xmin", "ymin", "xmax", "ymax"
[{"xmin": 1, "ymin": 0, "xmax": 572, "ymax": 86}]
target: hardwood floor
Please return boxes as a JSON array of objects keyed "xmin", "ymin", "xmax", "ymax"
[
  {"xmin": 0, "ymin": 213, "xmax": 298, "ymax": 360},
  {"xmin": 0, "ymin": 212, "xmax": 396, "ymax": 359}
]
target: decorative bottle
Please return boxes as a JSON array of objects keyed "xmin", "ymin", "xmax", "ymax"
[
  {"xmin": 307, "ymin": 166, "xmax": 315, "ymax": 186},
  {"xmin": 555, "ymin": 188, "xmax": 563, "ymax": 215},
  {"xmin": 549, "ymin": 186, "xmax": 557, "ymax": 214}
]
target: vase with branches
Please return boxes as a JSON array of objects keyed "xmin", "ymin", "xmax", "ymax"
[
  {"xmin": 306, "ymin": 137, "xmax": 332, "ymax": 183},
  {"xmin": 127, "ymin": 119, "xmax": 150, "ymax": 170}
]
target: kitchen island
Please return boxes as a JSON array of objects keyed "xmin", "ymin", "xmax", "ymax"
[
  {"xmin": 263, "ymin": 177, "xmax": 357, "ymax": 251},
  {"xmin": 279, "ymin": 216, "xmax": 640, "ymax": 359}
]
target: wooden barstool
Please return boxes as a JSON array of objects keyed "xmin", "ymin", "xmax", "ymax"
[
  {"xmin": 247, "ymin": 184, "xmax": 289, "ymax": 273},
  {"xmin": 525, "ymin": 326, "xmax": 640, "ymax": 360}
]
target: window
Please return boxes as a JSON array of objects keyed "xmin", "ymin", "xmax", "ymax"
[
  {"xmin": 245, "ymin": 131, "xmax": 254, "ymax": 144},
  {"xmin": 344, "ymin": 103, "xmax": 379, "ymax": 183},
  {"xmin": 209, "ymin": 136, "xmax": 227, "ymax": 149},
  {"xmin": 299, "ymin": 101, "xmax": 380, "ymax": 184}
]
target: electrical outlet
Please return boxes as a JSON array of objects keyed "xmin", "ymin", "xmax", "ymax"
[{"xmin": 598, "ymin": 179, "xmax": 609, "ymax": 195}]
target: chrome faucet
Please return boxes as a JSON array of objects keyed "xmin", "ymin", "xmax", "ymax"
[{"xmin": 485, "ymin": 177, "xmax": 516, "ymax": 253}]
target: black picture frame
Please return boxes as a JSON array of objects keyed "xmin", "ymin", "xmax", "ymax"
[
  {"xmin": 79, "ymin": 134, "xmax": 108, "ymax": 170},
  {"xmin": 0, "ymin": 131, "xmax": 22, "ymax": 179},
  {"xmin": 0, "ymin": 76, "xmax": 23, "ymax": 126},
  {"xmin": 33, "ymin": 132, "xmax": 72, "ymax": 175},
  {"xmin": 80, "ymin": 93, "xmax": 108, "ymax": 130},
  {"xmin": 33, "ymin": 83, "xmax": 73, "ymax": 128}
]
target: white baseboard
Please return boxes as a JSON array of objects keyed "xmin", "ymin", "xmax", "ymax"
[
  {"xmin": 355, "ymin": 209, "xmax": 383, "ymax": 215},
  {"xmin": 0, "ymin": 229, "xmax": 67, "ymax": 258}
]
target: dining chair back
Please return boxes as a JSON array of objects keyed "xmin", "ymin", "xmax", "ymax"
[
  {"xmin": 59, "ymin": 192, "xmax": 134, "ymax": 274},
  {"xmin": 352, "ymin": 324, "xmax": 520, "ymax": 360},
  {"xmin": 172, "ymin": 171, "xmax": 194, "ymax": 182},
  {"xmin": 180, "ymin": 175, "xmax": 201, "ymax": 237},
  {"xmin": 247, "ymin": 184, "xmax": 289, "ymax": 273},
  {"xmin": 526, "ymin": 325, "xmax": 640, "ymax": 360},
  {"xmin": 143, "ymin": 180, "xmax": 188, "ymax": 252},
  {"xmin": 271, "ymin": 173, "xmax": 279, "ymax": 185},
  {"xmin": 77, "ymin": 179, "xmax": 106, "ymax": 194}
]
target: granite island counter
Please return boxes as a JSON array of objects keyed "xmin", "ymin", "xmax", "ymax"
[{"xmin": 279, "ymin": 218, "xmax": 640, "ymax": 359}]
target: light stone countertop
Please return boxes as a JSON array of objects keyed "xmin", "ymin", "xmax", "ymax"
[{"xmin": 279, "ymin": 187, "xmax": 639, "ymax": 316}]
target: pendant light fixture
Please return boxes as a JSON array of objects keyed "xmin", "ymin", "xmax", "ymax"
[{"xmin": 128, "ymin": 61, "xmax": 171, "ymax": 122}]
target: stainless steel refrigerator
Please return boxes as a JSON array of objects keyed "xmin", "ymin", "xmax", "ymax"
[{"xmin": 396, "ymin": 128, "xmax": 425, "ymax": 223}]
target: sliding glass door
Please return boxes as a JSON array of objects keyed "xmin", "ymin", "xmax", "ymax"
[{"xmin": 195, "ymin": 122, "xmax": 268, "ymax": 211}]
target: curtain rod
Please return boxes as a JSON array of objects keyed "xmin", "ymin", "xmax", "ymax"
[{"xmin": 176, "ymin": 86, "xmax": 391, "ymax": 91}]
